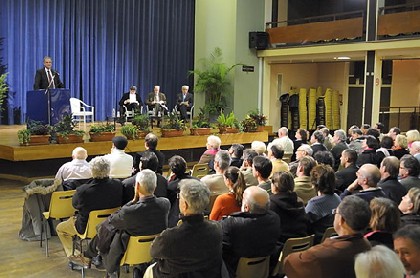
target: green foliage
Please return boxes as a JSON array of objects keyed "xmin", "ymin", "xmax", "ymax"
[
  {"xmin": 192, "ymin": 108, "xmax": 211, "ymax": 128},
  {"xmin": 26, "ymin": 120, "xmax": 51, "ymax": 135},
  {"xmin": 162, "ymin": 110, "xmax": 186, "ymax": 131},
  {"xmin": 17, "ymin": 129, "xmax": 30, "ymax": 145},
  {"xmin": 247, "ymin": 109, "xmax": 267, "ymax": 126},
  {"xmin": 131, "ymin": 114, "xmax": 150, "ymax": 131},
  {"xmin": 89, "ymin": 123, "xmax": 115, "ymax": 133},
  {"xmin": 120, "ymin": 124, "xmax": 139, "ymax": 140},
  {"xmin": 53, "ymin": 114, "xmax": 85, "ymax": 137},
  {"xmin": 216, "ymin": 111, "xmax": 239, "ymax": 129},
  {"xmin": 240, "ymin": 116, "xmax": 258, "ymax": 132},
  {"xmin": 0, "ymin": 73, "xmax": 8, "ymax": 112},
  {"xmin": 189, "ymin": 47, "xmax": 240, "ymax": 116}
]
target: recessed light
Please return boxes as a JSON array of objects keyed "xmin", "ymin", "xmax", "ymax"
[{"xmin": 334, "ymin": 56, "xmax": 351, "ymax": 60}]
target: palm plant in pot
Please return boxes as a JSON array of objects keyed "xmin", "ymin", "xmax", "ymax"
[
  {"xmin": 161, "ymin": 110, "xmax": 186, "ymax": 137},
  {"xmin": 53, "ymin": 114, "xmax": 85, "ymax": 144},
  {"xmin": 18, "ymin": 119, "xmax": 51, "ymax": 146},
  {"xmin": 217, "ymin": 111, "xmax": 239, "ymax": 134},
  {"xmin": 131, "ymin": 113, "xmax": 150, "ymax": 138},
  {"xmin": 190, "ymin": 108, "xmax": 212, "ymax": 136},
  {"xmin": 89, "ymin": 123, "xmax": 116, "ymax": 142}
]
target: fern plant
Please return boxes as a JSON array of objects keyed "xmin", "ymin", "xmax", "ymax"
[{"xmin": 217, "ymin": 111, "xmax": 239, "ymax": 129}]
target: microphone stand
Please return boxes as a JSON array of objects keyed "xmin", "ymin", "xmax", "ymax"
[{"xmin": 44, "ymin": 74, "xmax": 55, "ymax": 125}]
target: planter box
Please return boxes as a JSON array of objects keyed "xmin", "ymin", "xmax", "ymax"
[
  {"xmin": 56, "ymin": 134, "xmax": 84, "ymax": 144},
  {"xmin": 219, "ymin": 127, "xmax": 239, "ymax": 134},
  {"xmin": 190, "ymin": 128, "xmax": 212, "ymax": 136},
  {"xmin": 89, "ymin": 132, "xmax": 116, "ymax": 142},
  {"xmin": 28, "ymin": 135, "xmax": 51, "ymax": 146},
  {"xmin": 161, "ymin": 129, "xmax": 184, "ymax": 138},
  {"xmin": 137, "ymin": 130, "xmax": 149, "ymax": 138}
]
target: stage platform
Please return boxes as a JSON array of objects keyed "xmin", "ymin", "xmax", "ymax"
[{"xmin": 0, "ymin": 124, "xmax": 271, "ymax": 181}]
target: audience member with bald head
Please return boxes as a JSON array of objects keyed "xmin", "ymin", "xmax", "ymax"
[
  {"xmin": 55, "ymin": 147, "xmax": 92, "ymax": 190},
  {"xmin": 340, "ymin": 163, "xmax": 386, "ymax": 203},
  {"xmin": 377, "ymin": 156, "xmax": 407, "ymax": 204},
  {"xmin": 221, "ymin": 186, "xmax": 280, "ymax": 276}
]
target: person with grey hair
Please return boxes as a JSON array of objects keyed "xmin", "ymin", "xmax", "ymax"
[
  {"xmin": 176, "ymin": 85, "xmax": 193, "ymax": 121},
  {"xmin": 409, "ymin": 141, "xmax": 420, "ymax": 164},
  {"xmin": 240, "ymin": 149, "xmax": 259, "ymax": 187},
  {"xmin": 378, "ymin": 156, "xmax": 407, "ymax": 204},
  {"xmin": 354, "ymin": 245, "xmax": 405, "ymax": 278},
  {"xmin": 294, "ymin": 156, "xmax": 317, "ymax": 204},
  {"xmin": 331, "ymin": 129, "xmax": 348, "ymax": 171},
  {"xmin": 55, "ymin": 147, "xmax": 92, "ymax": 190},
  {"xmin": 84, "ymin": 169, "xmax": 170, "ymax": 276},
  {"xmin": 220, "ymin": 186, "xmax": 280, "ymax": 277},
  {"xmin": 394, "ymin": 225, "xmax": 420, "ymax": 277},
  {"xmin": 201, "ymin": 150, "xmax": 231, "ymax": 195},
  {"xmin": 284, "ymin": 195, "xmax": 372, "ymax": 278},
  {"xmin": 271, "ymin": 127, "xmax": 294, "ymax": 156},
  {"xmin": 251, "ymin": 140, "xmax": 267, "ymax": 155},
  {"xmin": 146, "ymin": 179, "xmax": 223, "ymax": 277},
  {"xmin": 56, "ymin": 156, "xmax": 123, "ymax": 267},
  {"xmin": 399, "ymin": 154, "xmax": 420, "ymax": 191},
  {"xmin": 33, "ymin": 56, "xmax": 64, "ymax": 89},
  {"xmin": 340, "ymin": 163, "xmax": 386, "ymax": 203}
]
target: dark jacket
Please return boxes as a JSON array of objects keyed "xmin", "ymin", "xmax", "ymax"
[
  {"xmin": 72, "ymin": 177, "xmax": 123, "ymax": 234},
  {"xmin": 122, "ymin": 173, "xmax": 168, "ymax": 204},
  {"xmin": 133, "ymin": 150, "xmax": 165, "ymax": 175},
  {"xmin": 311, "ymin": 143, "xmax": 327, "ymax": 157},
  {"xmin": 400, "ymin": 176, "xmax": 420, "ymax": 191},
  {"xmin": 400, "ymin": 213, "xmax": 420, "ymax": 227},
  {"xmin": 335, "ymin": 164, "xmax": 358, "ymax": 193},
  {"xmin": 176, "ymin": 92, "xmax": 193, "ymax": 108},
  {"xmin": 356, "ymin": 149, "xmax": 377, "ymax": 168},
  {"xmin": 340, "ymin": 187, "xmax": 386, "ymax": 203},
  {"xmin": 33, "ymin": 68, "xmax": 65, "ymax": 89},
  {"xmin": 118, "ymin": 92, "xmax": 143, "ymax": 107},
  {"xmin": 378, "ymin": 176, "xmax": 407, "ymax": 204},
  {"xmin": 269, "ymin": 192, "xmax": 308, "ymax": 243},
  {"xmin": 221, "ymin": 210, "xmax": 280, "ymax": 277},
  {"xmin": 364, "ymin": 230, "xmax": 394, "ymax": 249},
  {"xmin": 151, "ymin": 214, "xmax": 223, "ymax": 278},
  {"xmin": 331, "ymin": 142, "xmax": 349, "ymax": 171},
  {"xmin": 393, "ymin": 148, "xmax": 409, "ymax": 159},
  {"xmin": 230, "ymin": 157, "xmax": 243, "ymax": 168}
]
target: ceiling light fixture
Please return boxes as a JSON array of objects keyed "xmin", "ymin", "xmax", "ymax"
[{"xmin": 334, "ymin": 56, "xmax": 351, "ymax": 60}]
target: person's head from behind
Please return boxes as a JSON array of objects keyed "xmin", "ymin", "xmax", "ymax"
[
  {"xmin": 296, "ymin": 144, "xmax": 313, "ymax": 160},
  {"xmin": 351, "ymin": 128, "xmax": 363, "ymax": 140},
  {"xmin": 395, "ymin": 134, "xmax": 408, "ymax": 149},
  {"xmin": 271, "ymin": 171, "xmax": 294, "ymax": 194},
  {"xmin": 43, "ymin": 56, "xmax": 52, "ymax": 69},
  {"xmin": 90, "ymin": 156, "xmax": 110, "ymax": 179},
  {"xmin": 295, "ymin": 128, "xmax": 308, "ymax": 141},
  {"xmin": 409, "ymin": 141, "xmax": 420, "ymax": 156},
  {"xmin": 224, "ymin": 166, "xmax": 246, "ymax": 205},
  {"xmin": 135, "ymin": 169, "xmax": 157, "ymax": 197},
  {"xmin": 206, "ymin": 135, "xmax": 221, "ymax": 150},
  {"xmin": 178, "ymin": 179, "xmax": 210, "ymax": 215},
  {"xmin": 269, "ymin": 144, "xmax": 284, "ymax": 160},
  {"xmin": 278, "ymin": 127, "xmax": 288, "ymax": 137},
  {"xmin": 320, "ymin": 127, "xmax": 330, "ymax": 140},
  {"xmin": 72, "ymin": 147, "xmax": 88, "ymax": 160},
  {"xmin": 356, "ymin": 164, "xmax": 381, "ymax": 188},
  {"xmin": 380, "ymin": 136, "xmax": 394, "ymax": 150},
  {"xmin": 380, "ymin": 156, "xmax": 399, "ymax": 179},
  {"xmin": 334, "ymin": 195, "xmax": 371, "ymax": 236},
  {"xmin": 214, "ymin": 150, "xmax": 231, "ymax": 172},
  {"xmin": 333, "ymin": 129, "xmax": 347, "ymax": 144},
  {"xmin": 406, "ymin": 129, "xmax": 420, "ymax": 144},
  {"xmin": 145, "ymin": 133, "xmax": 158, "ymax": 150},
  {"xmin": 400, "ymin": 154, "xmax": 420, "ymax": 179},
  {"xmin": 242, "ymin": 149, "xmax": 258, "ymax": 168},
  {"xmin": 375, "ymin": 122, "xmax": 385, "ymax": 133},
  {"xmin": 168, "ymin": 155, "xmax": 187, "ymax": 177},
  {"xmin": 399, "ymin": 187, "xmax": 420, "ymax": 215},
  {"xmin": 340, "ymin": 149, "xmax": 357, "ymax": 167},
  {"xmin": 366, "ymin": 128, "xmax": 380, "ymax": 139},
  {"xmin": 251, "ymin": 140, "xmax": 266, "ymax": 155},
  {"xmin": 361, "ymin": 135, "xmax": 379, "ymax": 150},
  {"xmin": 311, "ymin": 130, "xmax": 324, "ymax": 144},
  {"xmin": 388, "ymin": 127, "xmax": 401, "ymax": 140},
  {"xmin": 139, "ymin": 151, "xmax": 159, "ymax": 172},
  {"xmin": 354, "ymin": 245, "xmax": 405, "ymax": 278},
  {"xmin": 313, "ymin": 150, "xmax": 334, "ymax": 167},
  {"xmin": 297, "ymin": 156, "xmax": 317, "ymax": 177},
  {"xmin": 252, "ymin": 155, "xmax": 272, "ymax": 179},
  {"xmin": 112, "ymin": 136, "xmax": 128, "ymax": 150},
  {"xmin": 241, "ymin": 186, "xmax": 269, "ymax": 214},
  {"xmin": 310, "ymin": 164, "xmax": 336, "ymax": 195},
  {"xmin": 229, "ymin": 143, "xmax": 244, "ymax": 158},
  {"xmin": 394, "ymin": 225, "xmax": 420, "ymax": 276},
  {"xmin": 369, "ymin": 197, "xmax": 400, "ymax": 233}
]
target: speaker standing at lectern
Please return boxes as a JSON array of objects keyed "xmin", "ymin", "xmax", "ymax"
[{"xmin": 33, "ymin": 56, "xmax": 65, "ymax": 90}]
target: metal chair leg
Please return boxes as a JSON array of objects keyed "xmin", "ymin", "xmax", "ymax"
[{"xmin": 45, "ymin": 219, "xmax": 49, "ymax": 257}]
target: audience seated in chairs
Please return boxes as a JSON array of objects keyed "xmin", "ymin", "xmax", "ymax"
[
  {"xmin": 228, "ymin": 143, "xmax": 244, "ymax": 168},
  {"xmin": 84, "ymin": 169, "xmax": 170, "ymax": 277},
  {"xmin": 289, "ymin": 143, "xmax": 313, "ymax": 177},
  {"xmin": 201, "ymin": 150, "xmax": 231, "ymax": 196},
  {"xmin": 240, "ymin": 149, "xmax": 259, "ymax": 187},
  {"xmin": 198, "ymin": 135, "xmax": 221, "ymax": 167},
  {"xmin": 133, "ymin": 133, "xmax": 165, "ymax": 175},
  {"xmin": 55, "ymin": 147, "xmax": 92, "ymax": 191},
  {"xmin": 56, "ymin": 156, "xmax": 123, "ymax": 268},
  {"xmin": 399, "ymin": 154, "xmax": 420, "ymax": 191},
  {"xmin": 145, "ymin": 179, "xmax": 223, "ymax": 278},
  {"xmin": 220, "ymin": 186, "xmax": 280, "ymax": 277},
  {"xmin": 209, "ymin": 166, "xmax": 245, "ymax": 221},
  {"xmin": 393, "ymin": 134, "xmax": 409, "ymax": 159},
  {"xmin": 176, "ymin": 85, "xmax": 193, "ymax": 122},
  {"xmin": 399, "ymin": 187, "xmax": 420, "ymax": 227},
  {"xmin": 378, "ymin": 156, "xmax": 407, "ymax": 204},
  {"xmin": 394, "ymin": 225, "xmax": 420, "ymax": 278},
  {"xmin": 294, "ymin": 156, "xmax": 317, "ymax": 204},
  {"xmin": 253, "ymin": 156, "xmax": 273, "ymax": 193},
  {"xmin": 335, "ymin": 149, "xmax": 358, "ymax": 193},
  {"xmin": 284, "ymin": 195, "xmax": 372, "ymax": 278},
  {"xmin": 103, "ymin": 136, "xmax": 133, "ymax": 179},
  {"xmin": 118, "ymin": 85, "xmax": 143, "ymax": 125},
  {"xmin": 267, "ymin": 143, "xmax": 289, "ymax": 176},
  {"xmin": 331, "ymin": 129, "xmax": 349, "ymax": 171}
]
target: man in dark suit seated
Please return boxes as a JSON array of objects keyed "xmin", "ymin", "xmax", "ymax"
[
  {"xmin": 335, "ymin": 149, "xmax": 358, "ymax": 193},
  {"xmin": 33, "ymin": 56, "xmax": 64, "ymax": 89},
  {"xmin": 176, "ymin": 85, "xmax": 193, "ymax": 122},
  {"xmin": 118, "ymin": 85, "xmax": 143, "ymax": 122},
  {"xmin": 146, "ymin": 85, "xmax": 167, "ymax": 127}
]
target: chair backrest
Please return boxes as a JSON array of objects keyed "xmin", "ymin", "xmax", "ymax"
[
  {"xmin": 207, "ymin": 193, "xmax": 220, "ymax": 212},
  {"xmin": 69, "ymin": 98, "xmax": 81, "ymax": 113},
  {"xmin": 236, "ymin": 256, "xmax": 270, "ymax": 278},
  {"xmin": 191, "ymin": 163, "xmax": 210, "ymax": 178},
  {"xmin": 79, "ymin": 207, "xmax": 120, "ymax": 239},
  {"xmin": 321, "ymin": 227, "xmax": 338, "ymax": 243},
  {"xmin": 272, "ymin": 234, "xmax": 315, "ymax": 276},
  {"xmin": 47, "ymin": 190, "xmax": 76, "ymax": 219},
  {"xmin": 120, "ymin": 234, "xmax": 158, "ymax": 266}
]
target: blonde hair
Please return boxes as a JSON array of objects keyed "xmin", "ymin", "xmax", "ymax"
[
  {"xmin": 406, "ymin": 129, "xmax": 420, "ymax": 144},
  {"xmin": 395, "ymin": 134, "xmax": 407, "ymax": 148}
]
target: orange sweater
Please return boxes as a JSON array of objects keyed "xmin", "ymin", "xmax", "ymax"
[{"xmin": 209, "ymin": 193, "xmax": 241, "ymax": 221}]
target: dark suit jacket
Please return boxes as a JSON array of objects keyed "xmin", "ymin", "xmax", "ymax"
[
  {"xmin": 378, "ymin": 176, "xmax": 407, "ymax": 204},
  {"xmin": 122, "ymin": 173, "xmax": 168, "ymax": 204},
  {"xmin": 146, "ymin": 92, "xmax": 167, "ymax": 108},
  {"xmin": 335, "ymin": 164, "xmax": 358, "ymax": 192},
  {"xmin": 72, "ymin": 177, "xmax": 123, "ymax": 234},
  {"xmin": 33, "ymin": 68, "xmax": 64, "ymax": 89},
  {"xmin": 133, "ymin": 150, "xmax": 165, "ymax": 175},
  {"xmin": 176, "ymin": 92, "xmax": 193, "ymax": 108},
  {"xmin": 118, "ymin": 92, "xmax": 143, "ymax": 107}
]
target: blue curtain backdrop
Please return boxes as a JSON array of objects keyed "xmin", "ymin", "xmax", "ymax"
[{"xmin": 0, "ymin": 0, "xmax": 195, "ymax": 122}]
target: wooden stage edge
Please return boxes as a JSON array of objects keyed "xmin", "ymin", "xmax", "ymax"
[{"xmin": 0, "ymin": 131, "xmax": 269, "ymax": 162}]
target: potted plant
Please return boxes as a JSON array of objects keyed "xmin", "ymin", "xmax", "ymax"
[
  {"xmin": 53, "ymin": 114, "xmax": 85, "ymax": 144},
  {"xmin": 120, "ymin": 124, "xmax": 139, "ymax": 140},
  {"xmin": 18, "ymin": 120, "xmax": 51, "ymax": 145},
  {"xmin": 161, "ymin": 110, "xmax": 186, "ymax": 137},
  {"xmin": 248, "ymin": 109, "xmax": 267, "ymax": 131},
  {"xmin": 131, "ymin": 113, "xmax": 150, "ymax": 138},
  {"xmin": 0, "ymin": 73, "xmax": 8, "ymax": 113},
  {"xmin": 190, "ymin": 109, "xmax": 212, "ymax": 136},
  {"xmin": 240, "ymin": 116, "xmax": 258, "ymax": 132},
  {"xmin": 217, "ymin": 111, "xmax": 239, "ymax": 134},
  {"xmin": 89, "ymin": 123, "xmax": 116, "ymax": 142},
  {"xmin": 189, "ymin": 47, "xmax": 241, "ymax": 120}
]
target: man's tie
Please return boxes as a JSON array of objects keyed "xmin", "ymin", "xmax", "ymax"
[{"xmin": 47, "ymin": 70, "xmax": 55, "ymax": 88}]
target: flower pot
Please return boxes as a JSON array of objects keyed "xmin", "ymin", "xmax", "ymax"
[
  {"xmin": 89, "ymin": 132, "xmax": 116, "ymax": 142},
  {"xmin": 137, "ymin": 130, "xmax": 149, "ymax": 138},
  {"xmin": 28, "ymin": 135, "xmax": 51, "ymax": 145},
  {"xmin": 190, "ymin": 128, "xmax": 212, "ymax": 136},
  {"xmin": 219, "ymin": 127, "xmax": 239, "ymax": 134},
  {"xmin": 243, "ymin": 127, "xmax": 258, "ymax": 132},
  {"xmin": 56, "ymin": 134, "xmax": 84, "ymax": 144},
  {"xmin": 161, "ymin": 129, "xmax": 184, "ymax": 137},
  {"xmin": 257, "ymin": 126, "xmax": 265, "ymax": 132}
]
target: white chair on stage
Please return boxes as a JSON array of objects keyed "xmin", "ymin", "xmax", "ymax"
[{"xmin": 69, "ymin": 98, "xmax": 95, "ymax": 131}]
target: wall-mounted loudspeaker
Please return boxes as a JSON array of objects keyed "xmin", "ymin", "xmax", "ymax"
[{"xmin": 249, "ymin": 32, "xmax": 268, "ymax": 50}]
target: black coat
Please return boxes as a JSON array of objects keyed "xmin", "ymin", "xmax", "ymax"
[
  {"xmin": 33, "ymin": 68, "xmax": 64, "ymax": 89},
  {"xmin": 378, "ymin": 176, "xmax": 407, "ymax": 204},
  {"xmin": 118, "ymin": 92, "xmax": 143, "ymax": 107},
  {"xmin": 72, "ymin": 177, "xmax": 123, "ymax": 234},
  {"xmin": 356, "ymin": 149, "xmax": 377, "ymax": 168},
  {"xmin": 335, "ymin": 164, "xmax": 358, "ymax": 192},
  {"xmin": 176, "ymin": 92, "xmax": 193, "ymax": 108},
  {"xmin": 133, "ymin": 150, "xmax": 165, "ymax": 175},
  {"xmin": 400, "ymin": 213, "xmax": 420, "ymax": 227}
]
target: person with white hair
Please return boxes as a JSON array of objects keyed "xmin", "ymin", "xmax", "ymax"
[
  {"xmin": 176, "ymin": 85, "xmax": 193, "ymax": 122},
  {"xmin": 55, "ymin": 147, "xmax": 92, "ymax": 190},
  {"xmin": 354, "ymin": 245, "xmax": 405, "ymax": 278},
  {"xmin": 198, "ymin": 135, "xmax": 221, "ymax": 165},
  {"xmin": 271, "ymin": 127, "xmax": 294, "ymax": 156},
  {"xmin": 409, "ymin": 141, "xmax": 420, "ymax": 164},
  {"xmin": 331, "ymin": 129, "xmax": 348, "ymax": 171},
  {"xmin": 251, "ymin": 140, "xmax": 267, "ymax": 155}
]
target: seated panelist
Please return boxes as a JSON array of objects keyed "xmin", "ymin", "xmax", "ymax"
[
  {"xmin": 176, "ymin": 85, "xmax": 193, "ymax": 121},
  {"xmin": 119, "ymin": 85, "xmax": 143, "ymax": 117}
]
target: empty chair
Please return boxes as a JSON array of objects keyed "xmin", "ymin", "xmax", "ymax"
[
  {"xmin": 236, "ymin": 256, "xmax": 270, "ymax": 278},
  {"xmin": 271, "ymin": 234, "xmax": 315, "ymax": 276},
  {"xmin": 41, "ymin": 190, "xmax": 76, "ymax": 257},
  {"xmin": 69, "ymin": 97, "xmax": 94, "ymax": 131},
  {"xmin": 191, "ymin": 163, "xmax": 210, "ymax": 178}
]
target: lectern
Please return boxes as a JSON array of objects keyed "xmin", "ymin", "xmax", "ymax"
[{"xmin": 26, "ymin": 89, "xmax": 71, "ymax": 125}]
